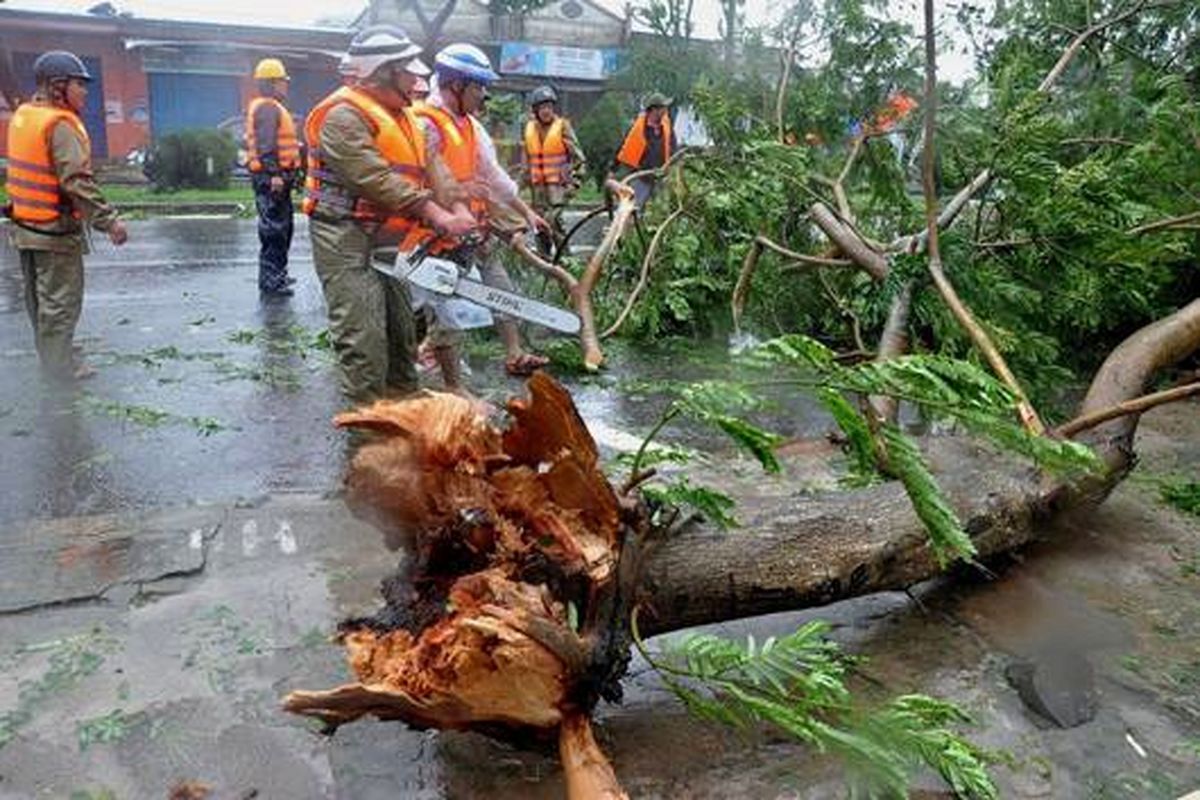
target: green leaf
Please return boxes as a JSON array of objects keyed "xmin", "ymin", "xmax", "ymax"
[{"xmin": 643, "ymin": 477, "xmax": 739, "ymax": 530}]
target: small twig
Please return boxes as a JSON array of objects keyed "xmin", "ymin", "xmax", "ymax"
[
  {"xmin": 817, "ymin": 269, "xmax": 867, "ymax": 353},
  {"xmin": 731, "ymin": 236, "xmax": 763, "ymax": 335},
  {"xmin": 1056, "ymin": 381, "xmax": 1200, "ymax": 438},
  {"xmin": 973, "ymin": 237, "xmax": 1035, "ymax": 250},
  {"xmin": 1038, "ymin": 1, "xmax": 1154, "ymax": 93},
  {"xmin": 1059, "ymin": 136, "xmax": 1136, "ymax": 147},
  {"xmin": 757, "ymin": 235, "xmax": 855, "ymax": 268},
  {"xmin": 620, "ymin": 467, "xmax": 659, "ymax": 495},
  {"xmin": 628, "ymin": 406, "xmax": 680, "ymax": 481},
  {"xmin": 1127, "ymin": 210, "xmax": 1200, "ymax": 235},
  {"xmin": 774, "ymin": 24, "xmax": 801, "ymax": 143},
  {"xmin": 509, "ymin": 234, "xmax": 580, "ymax": 292},
  {"xmin": 620, "ymin": 147, "xmax": 692, "ymax": 189},
  {"xmin": 602, "ymin": 205, "xmax": 685, "ymax": 339}
]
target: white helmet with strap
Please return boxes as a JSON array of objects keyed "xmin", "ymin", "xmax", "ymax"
[{"xmin": 343, "ymin": 25, "xmax": 430, "ymax": 80}]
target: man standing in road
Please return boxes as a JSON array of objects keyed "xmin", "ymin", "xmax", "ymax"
[
  {"xmin": 302, "ymin": 26, "xmax": 475, "ymax": 405},
  {"xmin": 4, "ymin": 50, "xmax": 129, "ymax": 382},
  {"xmin": 521, "ymin": 85, "xmax": 586, "ymax": 255},
  {"xmin": 413, "ymin": 43, "xmax": 551, "ymax": 383},
  {"xmin": 245, "ymin": 58, "xmax": 301, "ymax": 298},
  {"xmin": 612, "ymin": 91, "xmax": 676, "ymax": 209}
]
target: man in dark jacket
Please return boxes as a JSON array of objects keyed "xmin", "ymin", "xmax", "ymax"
[{"xmin": 245, "ymin": 58, "xmax": 301, "ymax": 297}]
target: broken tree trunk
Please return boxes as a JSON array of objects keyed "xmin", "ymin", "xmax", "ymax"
[
  {"xmin": 284, "ymin": 376, "xmax": 649, "ymax": 798},
  {"xmin": 284, "ymin": 297, "xmax": 1200, "ymax": 797}
]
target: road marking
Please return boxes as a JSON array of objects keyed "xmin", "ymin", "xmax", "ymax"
[
  {"xmin": 275, "ymin": 520, "xmax": 297, "ymax": 554},
  {"xmin": 242, "ymin": 519, "xmax": 259, "ymax": 556}
]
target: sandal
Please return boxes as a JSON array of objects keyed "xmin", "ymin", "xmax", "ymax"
[{"xmin": 504, "ymin": 353, "xmax": 550, "ymax": 377}]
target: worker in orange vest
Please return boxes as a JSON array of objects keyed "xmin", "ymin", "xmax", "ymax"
[
  {"xmin": 521, "ymin": 84, "xmax": 586, "ymax": 254},
  {"xmin": 411, "ymin": 43, "xmax": 551, "ymax": 386},
  {"xmin": 245, "ymin": 58, "xmax": 301, "ymax": 297},
  {"xmin": 302, "ymin": 26, "xmax": 475, "ymax": 404},
  {"xmin": 612, "ymin": 91, "xmax": 676, "ymax": 208},
  {"xmin": 4, "ymin": 50, "xmax": 128, "ymax": 382}
]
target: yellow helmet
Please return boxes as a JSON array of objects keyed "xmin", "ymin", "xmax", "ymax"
[{"xmin": 253, "ymin": 58, "xmax": 289, "ymax": 80}]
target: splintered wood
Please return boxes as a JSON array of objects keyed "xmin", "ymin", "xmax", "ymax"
[{"xmin": 283, "ymin": 374, "xmax": 631, "ymax": 800}]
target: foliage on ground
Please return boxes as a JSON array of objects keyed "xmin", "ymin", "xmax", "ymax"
[{"xmin": 637, "ymin": 619, "xmax": 997, "ymax": 798}]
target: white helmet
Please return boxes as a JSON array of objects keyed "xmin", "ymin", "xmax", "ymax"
[
  {"xmin": 433, "ymin": 43, "xmax": 499, "ymax": 85},
  {"xmin": 343, "ymin": 25, "xmax": 429, "ymax": 80}
]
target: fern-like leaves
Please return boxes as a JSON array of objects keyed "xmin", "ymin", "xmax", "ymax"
[{"xmin": 644, "ymin": 621, "xmax": 997, "ymax": 799}]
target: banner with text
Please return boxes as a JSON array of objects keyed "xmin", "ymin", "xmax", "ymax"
[{"xmin": 499, "ymin": 42, "xmax": 622, "ymax": 81}]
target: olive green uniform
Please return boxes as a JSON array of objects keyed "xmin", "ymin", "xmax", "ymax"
[
  {"xmin": 307, "ymin": 103, "xmax": 432, "ymax": 404},
  {"xmin": 8, "ymin": 98, "xmax": 120, "ymax": 380}
]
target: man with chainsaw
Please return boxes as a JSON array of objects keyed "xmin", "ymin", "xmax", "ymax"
[
  {"xmin": 521, "ymin": 85, "xmax": 586, "ymax": 255},
  {"xmin": 244, "ymin": 57, "xmax": 301, "ymax": 297},
  {"xmin": 302, "ymin": 25, "xmax": 475, "ymax": 404},
  {"xmin": 4, "ymin": 50, "xmax": 129, "ymax": 383},
  {"xmin": 411, "ymin": 43, "xmax": 553, "ymax": 385}
]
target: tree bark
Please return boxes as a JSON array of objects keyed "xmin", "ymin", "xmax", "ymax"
[{"xmin": 639, "ymin": 297, "xmax": 1200, "ymax": 637}]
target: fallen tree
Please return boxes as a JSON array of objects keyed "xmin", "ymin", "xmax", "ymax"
[
  {"xmin": 281, "ymin": 3, "xmax": 1200, "ymax": 794},
  {"xmin": 283, "ymin": 293, "xmax": 1200, "ymax": 797}
]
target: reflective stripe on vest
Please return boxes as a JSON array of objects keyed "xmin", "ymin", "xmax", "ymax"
[
  {"xmin": 5, "ymin": 103, "xmax": 89, "ymax": 224},
  {"xmin": 301, "ymin": 86, "xmax": 426, "ymax": 245},
  {"xmin": 524, "ymin": 118, "xmax": 569, "ymax": 185},
  {"xmin": 615, "ymin": 112, "xmax": 672, "ymax": 170},
  {"xmin": 245, "ymin": 96, "xmax": 301, "ymax": 172}
]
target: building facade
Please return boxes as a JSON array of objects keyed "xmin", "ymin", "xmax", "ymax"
[{"xmin": 0, "ymin": 7, "xmax": 349, "ymax": 161}]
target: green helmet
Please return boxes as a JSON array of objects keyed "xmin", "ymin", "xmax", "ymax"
[
  {"xmin": 33, "ymin": 51, "xmax": 92, "ymax": 84},
  {"xmin": 642, "ymin": 91, "xmax": 673, "ymax": 110},
  {"xmin": 529, "ymin": 85, "xmax": 558, "ymax": 107}
]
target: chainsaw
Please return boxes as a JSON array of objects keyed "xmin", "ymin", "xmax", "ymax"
[{"xmin": 371, "ymin": 237, "xmax": 581, "ymax": 335}]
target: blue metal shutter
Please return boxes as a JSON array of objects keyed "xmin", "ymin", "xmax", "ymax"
[{"xmin": 148, "ymin": 72, "xmax": 241, "ymax": 138}]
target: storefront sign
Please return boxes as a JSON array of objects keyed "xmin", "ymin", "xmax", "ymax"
[{"xmin": 499, "ymin": 42, "xmax": 622, "ymax": 81}]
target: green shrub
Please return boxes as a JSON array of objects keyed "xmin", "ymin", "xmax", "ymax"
[
  {"xmin": 576, "ymin": 91, "xmax": 631, "ymax": 190},
  {"xmin": 144, "ymin": 129, "xmax": 237, "ymax": 191}
]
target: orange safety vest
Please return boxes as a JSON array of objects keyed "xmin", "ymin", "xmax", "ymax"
[
  {"xmin": 524, "ymin": 117, "xmax": 569, "ymax": 185},
  {"xmin": 244, "ymin": 96, "xmax": 301, "ymax": 172},
  {"xmin": 4, "ymin": 102, "xmax": 89, "ymax": 224},
  {"xmin": 412, "ymin": 103, "xmax": 488, "ymax": 219},
  {"xmin": 301, "ymin": 86, "xmax": 427, "ymax": 246},
  {"xmin": 615, "ymin": 112, "xmax": 671, "ymax": 170}
]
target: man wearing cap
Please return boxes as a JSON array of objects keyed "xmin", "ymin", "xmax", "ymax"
[
  {"xmin": 521, "ymin": 85, "xmax": 586, "ymax": 254},
  {"xmin": 245, "ymin": 58, "xmax": 301, "ymax": 297},
  {"xmin": 612, "ymin": 92, "xmax": 676, "ymax": 208},
  {"xmin": 302, "ymin": 26, "xmax": 475, "ymax": 404},
  {"xmin": 4, "ymin": 50, "xmax": 128, "ymax": 382}
]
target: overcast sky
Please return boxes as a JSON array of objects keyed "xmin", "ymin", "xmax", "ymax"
[{"xmin": 2, "ymin": 0, "xmax": 980, "ymax": 79}]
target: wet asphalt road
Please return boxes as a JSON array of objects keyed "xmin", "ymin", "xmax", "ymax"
[{"xmin": 0, "ymin": 216, "xmax": 343, "ymax": 524}]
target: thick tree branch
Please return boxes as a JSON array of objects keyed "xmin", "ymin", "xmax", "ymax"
[
  {"xmin": 809, "ymin": 203, "xmax": 890, "ymax": 281},
  {"xmin": 641, "ymin": 297, "xmax": 1200, "ymax": 637},
  {"xmin": 578, "ymin": 181, "xmax": 638, "ymax": 370}
]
